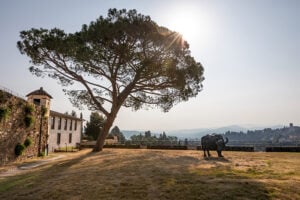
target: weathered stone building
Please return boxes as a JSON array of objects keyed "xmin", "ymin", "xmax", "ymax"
[
  {"xmin": 104, "ymin": 135, "xmax": 118, "ymax": 145},
  {"xmin": 0, "ymin": 89, "xmax": 48, "ymax": 164},
  {"xmin": 26, "ymin": 87, "xmax": 83, "ymax": 153},
  {"xmin": 0, "ymin": 87, "xmax": 83, "ymax": 165}
]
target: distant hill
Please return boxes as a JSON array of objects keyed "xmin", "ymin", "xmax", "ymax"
[
  {"xmin": 168, "ymin": 125, "xmax": 249, "ymax": 139},
  {"xmin": 122, "ymin": 125, "xmax": 284, "ymax": 139}
]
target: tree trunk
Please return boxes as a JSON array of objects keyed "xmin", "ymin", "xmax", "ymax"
[{"xmin": 93, "ymin": 114, "xmax": 116, "ymax": 152}]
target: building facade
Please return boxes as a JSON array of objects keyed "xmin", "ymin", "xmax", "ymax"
[
  {"xmin": 49, "ymin": 111, "xmax": 82, "ymax": 152},
  {"xmin": 104, "ymin": 135, "xmax": 118, "ymax": 145},
  {"xmin": 26, "ymin": 87, "xmax": 83, "ymax": 153}
]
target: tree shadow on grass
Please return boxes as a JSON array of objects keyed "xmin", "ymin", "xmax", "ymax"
[
  {"xmin": 48, "ymin": 150, "xmax": 102, "ymax": 168},
  {"xmin": 203, "ymin": 157, "xmax": 230, "ymax": 162}
]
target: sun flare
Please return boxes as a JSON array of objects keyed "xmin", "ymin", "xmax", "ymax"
[
  {"xmin": 164, "ymin": 4, "xmax": 213, "ymax": 46},
  {"xmin": 169, "ymin": 12, "xmax": 198, "ymax": 42}
]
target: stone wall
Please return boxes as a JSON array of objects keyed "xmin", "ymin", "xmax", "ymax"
[{"xmin": 0, "ymin": 90, "xmax": 48, "ymax": 165}]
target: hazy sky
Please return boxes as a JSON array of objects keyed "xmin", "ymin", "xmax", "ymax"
[{"xmin": 0, "ymin": 0, "xmax": 299, "ymax": 131}]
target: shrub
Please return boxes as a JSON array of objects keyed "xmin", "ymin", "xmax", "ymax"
[
  {"xmin": 24, "ymin": 104, "xmax": 35, "ymax": 115},
  {"xmin": 0, "ymin": 106, "xmax": 10, "ymax": 122},
  {"xmin": 41, "ymin": 106, "xmax": 47, "ymax": 117},
  {"xmin": 8, "ymin": 102, "xmax": 14, "ymax": 110},
  {"xmin": 0, "ymin": 90, "xmax": 3, "ymax": 98},
  {"xmin": 103, "ymin": 144, "xmax": 141, "ymax": 149},
  {"xmin": 15, "ymin": 143, "xmax": 26, "ymax": 156},
  {"xmin": 39, "ymin": 152, "xmax": 45, "ymax": 157},
  {"xmin": 147, "ymin": 145, "xmax": 187, "ymax": 150},
  {"xmin": 0, "ymin": 90, "xmax": 9, "ymax": 104},
  {"xmin": 24, "ymin": 137, "xmax": 33, "ymax": 147},
  {"xmin": 24, "ymin": 115, "xmax": 35, "ymax": 127}
]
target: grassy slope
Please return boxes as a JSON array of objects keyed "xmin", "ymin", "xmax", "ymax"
[{"xmin": 0, "ymin": 149, "xmax": 299, "ymax": 200}]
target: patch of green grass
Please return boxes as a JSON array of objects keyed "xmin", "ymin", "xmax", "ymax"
[
  {"xmin": 192, "ymin": 166, "xmax": 244, "ymax": 179},
  {"xmin": 55, "ymin": 146, "xmax": 77, "ymax": 151},
  {"xmin": 230, "ymin": 167, "xmax": 295, "ymax": 180},
  {"xmin": 0, "ymin": 173, "xmax": 39, "ymax": 192}
]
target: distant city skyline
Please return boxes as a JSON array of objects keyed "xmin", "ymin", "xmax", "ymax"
[{"xmin": 0, "ymin": 0, "xmax": 299, "ymax": 131}]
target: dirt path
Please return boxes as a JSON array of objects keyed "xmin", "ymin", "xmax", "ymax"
[
  {"xmin": 0, "ymin": 150, "xmax": 93, "ymax": 178},
  {"xmin": 0, "ymin": 154, "xmax": 67, "ymax": 177}
]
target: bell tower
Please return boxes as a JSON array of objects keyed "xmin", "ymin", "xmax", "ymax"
[{"xmin": 26, "ymin": 87, "xmax": 52, "ymax": 117}]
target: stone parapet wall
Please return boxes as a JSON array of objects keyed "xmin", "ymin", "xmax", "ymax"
[{"xmin": 0, "ymin": 90, "xmax": 48, "ymax": 165}]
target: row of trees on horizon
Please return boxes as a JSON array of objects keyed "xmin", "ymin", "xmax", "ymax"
[
  {"xmin": 83, "ymin": 112, "xmax": 184, "ymax": 145},
  {"xmin": 83, "ymin": 111, "xmax": 300, "ymax": 146}
]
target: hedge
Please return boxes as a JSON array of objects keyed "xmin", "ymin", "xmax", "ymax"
[{"xmin": 147, "ymin": 145, "xmax": 188, "ymax": 150}]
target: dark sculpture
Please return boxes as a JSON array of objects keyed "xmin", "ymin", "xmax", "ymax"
[{"xmin": 201, "ymin": 134, "xmax": 229, "ymax": 157}]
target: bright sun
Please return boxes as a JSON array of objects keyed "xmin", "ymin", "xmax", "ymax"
[
  {"xmin": 164, "ymin": 4, "xmax": 213, "ymax": 46},
  {"xmin": 169, "ymin": 12, "xmax": 198, "ymax": 42}
]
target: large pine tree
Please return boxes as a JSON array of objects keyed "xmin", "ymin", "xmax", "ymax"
[{"xmin": 18, "ymin": 9, "xmax": 204, "ymax": 151}]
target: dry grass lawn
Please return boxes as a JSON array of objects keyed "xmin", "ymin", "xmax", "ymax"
[{"xmin": 0, "ymin": 149, "xmax": 299, "ymax": 200}]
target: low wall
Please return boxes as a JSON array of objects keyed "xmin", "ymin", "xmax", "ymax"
[
  {"xmin": 265, "ymin": 146, "xmax": 300, "ymax": 152},
  {"xmin": 197, "ymin": 145, "xmax": 254, "ymax": 152},
  {"xmin": 147, "ymin": 145, "xmax": 188, "ymax": 150},
  {"xmin": 104, "ymin": 144, "xmax": 141, "ymax": 149},
  {"xmin": 225, "ymin": 146, "xmax": 254, "ymax": 152}
]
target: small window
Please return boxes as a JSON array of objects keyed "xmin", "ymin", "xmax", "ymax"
[
  {"xmin": 69, "ymin": 133, "xmax": 72, "ymax": 143},
  {"xmin": 70, "ymin": 120, "xmax": 73, "ymax": 131},
  {"xmin": 33, "ymin": 99, "xmax": 41, "ymax": 106},
  {"xmin": 51, "ymin": 117, "xmax": 55, "ymax": 129},
  {"xmin": 74, "ymin": 121, "xmax": 77, "ymax": 131},
  {"xmin": 58, "ymin": 117, "xmax": 62, "ymax": 130},
  {"xmin": 64, "ymin": 119, "xmax": 68, "ymax": 130},
  {"xmin": 57, "ymin": 133, "xmax": 61, "ymax": 144}
]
